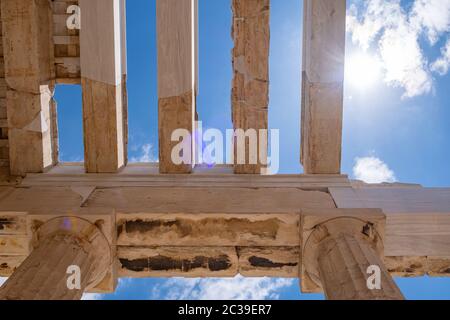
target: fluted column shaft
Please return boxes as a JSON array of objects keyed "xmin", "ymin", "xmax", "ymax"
[{"xmin": 317, "ymin": 233, "xmax": 404, "ymax": 300}]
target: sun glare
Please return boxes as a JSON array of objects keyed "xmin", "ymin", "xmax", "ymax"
[{"xmin": 345, "ymin": 53, "xmax": 382, "ymax": 89}]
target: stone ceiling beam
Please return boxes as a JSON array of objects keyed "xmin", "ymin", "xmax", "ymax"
[
  {"xmin": 301, "ymin": 0, "xmax": 346, "ymax": 174},
  {"xmin": 157, "ymin": 0, "xmax": 198, "ymax": 174},
  {"xmin": 231, "ymin": 0, "xmax": 270, "ymax": 174},
  {"xmin": 1, "ymin": 0, "xmax": 58, "ymax": 176},
  {"xmin": 79, "ymin": 0, "xmax": 128, "ymax": 173}
]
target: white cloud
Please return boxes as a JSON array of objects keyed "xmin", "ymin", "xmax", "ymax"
[
  {"xmin": 81, "ymin": 278, "xmax": 132, "ymax": 300},
  {"xmin": 431, "ymin": 37, "xmax": 450, "ymax": 75},
  {"xmin": 130, "ymin": 144, "xmax": 157, "ymax": 163},
  {"xmin": 0, "ymin": 277, "xmax": 7, "ymax": 287},
  {"xmin": 347, "ymin": 0, "xmax": 450, "ymax": 98},
  {"xmin": 347, "ymin": 0, "xmax": 403, "ymax": 50},
  {"xmin": 411, "ymin": 0, "xmax": 450, "ymax": 44},
  {"xmin": 353, "ymin": 156, "xmax": 396, "ymax": 184},
  {"xmin": 150, "ymin": 276, "xmax": 294, "ymax": 300}
]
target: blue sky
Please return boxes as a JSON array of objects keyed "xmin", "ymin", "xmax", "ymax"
[{"xmin": 52, "ymin": 0, "xmax": 450, "ymax": 300}]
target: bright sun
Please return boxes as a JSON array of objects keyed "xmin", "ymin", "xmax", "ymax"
[{"xmin": 345, "ymin": 53, "xmax": 382, "ymax": 89}]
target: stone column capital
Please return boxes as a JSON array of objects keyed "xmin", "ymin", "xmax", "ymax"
[
  {"xmin": 34, "ymin": 216, "xmax": 112, "ymax": 289},
  {"xmin": 303, "ymin": 217, "xmax": 384, "ymax": 290},
  {"xmin": 0, "ymin": 216, "xmax": 112, "ymax": 299}
]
